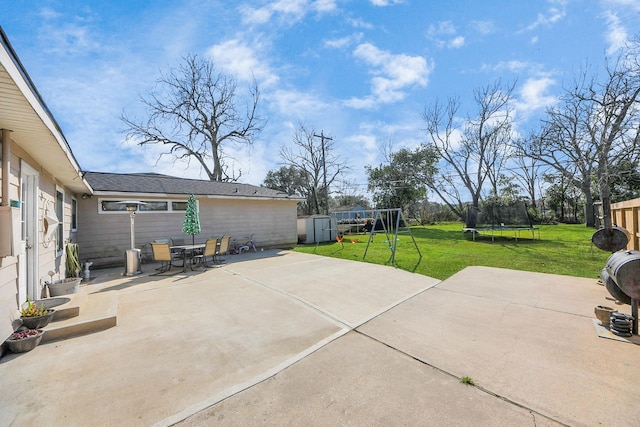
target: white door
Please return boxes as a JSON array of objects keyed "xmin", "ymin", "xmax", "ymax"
[{"xmin": 19, "ymin": 162, "xmax": 39, "ymax": 302}]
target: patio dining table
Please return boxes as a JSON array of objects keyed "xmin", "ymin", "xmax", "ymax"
[{"xmin": 170, "ymin": 244, "xmax": 206, "ymax": 272}]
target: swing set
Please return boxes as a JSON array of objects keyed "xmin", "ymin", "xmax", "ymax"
[{"xmin": 331, "ymin": 208, "xmax": 422, "ymax": 266}]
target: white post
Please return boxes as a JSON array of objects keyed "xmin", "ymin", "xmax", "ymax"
[{"xmin": 129, "ymin": 210, "xmax": 135, "ymax": 249}]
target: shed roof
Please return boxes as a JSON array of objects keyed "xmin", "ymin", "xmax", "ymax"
[{"xmin": 84, "ymin": 171, "xmax": 301, "ymax": 201}]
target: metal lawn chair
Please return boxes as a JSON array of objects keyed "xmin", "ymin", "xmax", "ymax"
[
  {"xmin": 190, "ymin": 237, "xmax": 220, "ymax": 270},
  {"xmin": 150, "ymin": 242, "xmax": 178, "ymax": 273},
  {"xmin": 215, "ymin": 236, "xmax": 231, "ymax": 264}
]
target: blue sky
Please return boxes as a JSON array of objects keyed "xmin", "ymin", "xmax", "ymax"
[{"xmin": 3, "ymin": 0, "xmax": 639, "ymax": 195}]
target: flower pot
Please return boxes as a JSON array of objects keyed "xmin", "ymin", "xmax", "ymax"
[
  {"xmin": 48, "ymin": 278, "xmax": 81, "ymax": 296},
  {"xmin": 20, "ymin": 309, "xmax": 55, "ymax": 329},
  {"xmin": 594, "ymin": 305, "xmax": 617, "ymax": 326},
  {"xmin": 6, "ymin": 329, "xmax": 44, "ymax": 353}
]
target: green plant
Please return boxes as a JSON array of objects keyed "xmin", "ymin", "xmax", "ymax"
[
  {"xmin": 20, "ymin": 297, "xmax": 48, "ymax": 318},
  {"xmin": 460, "ymin": 376, "xmax": 475, "ymax": 385}
]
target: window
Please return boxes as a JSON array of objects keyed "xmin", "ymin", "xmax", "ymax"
[
  {"xmin": 171, "ymin": 201, "xmax": 188, "ymax": 211},
  {"xmin": 99, "ymin": 199, "xmax": 188, "ymax": 213},
  {"xmin": 139, "ymin": 201, "xmax": 168, "ymax": 211},
  {"xmin": 56, "ymin": 188, "xmax": 64, "ymax": 253},
  {"xmin": 71, "ymin": 197, "xmax": 77, "ymax": 231}
]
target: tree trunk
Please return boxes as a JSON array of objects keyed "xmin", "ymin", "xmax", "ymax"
[
  {"xmin": 583, "ymin": 185, "xmax": 595, "ymax": 227},
  {"xmin": 600, "ymin": 177, "xmax": 613, "ymax": 231},
  {"xmin": 466, "ymin": 196, "xmax": 480, "ymax": 228}
]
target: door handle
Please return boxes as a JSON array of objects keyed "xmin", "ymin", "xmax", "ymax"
[{"xmin": 26, "ymin": 244, "xmax": 33, "ymax": 250}]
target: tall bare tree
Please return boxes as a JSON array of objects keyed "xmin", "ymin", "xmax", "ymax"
[
  {"xmin": 422, "ymin": 80, "xmax": 515, "ymax": 227},
  {"xmin": 511, "ymin": 142, "xmax": 548, "ymax": 210},
  {"xmin": 517, "ymin": 48, "xmax": 640, "ymax": 227},
  {"xmin": 121, "ymin": 55, "xmax": 264, "ymax": 181},
  {"xmin": 279, "ymin": 123, "xmax": 346, "ymax": 215}
]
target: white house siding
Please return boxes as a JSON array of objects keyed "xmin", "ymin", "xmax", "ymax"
[
  {"xmin": 37, "ymin": 171, "xmax": 77, "ymax": 284},
  {"xmin": 0, "ymin": 250, "xmax": 18, "ymax": 343},
  {"xmin": 76, "ymin": 196, "xmax": 299, "ymax": 268},
  {"xmin": 0, "ymin": 150, "xmax": 77, "ymax": 342},
  {"xmin": 1, "ymin": 149, "xmax": 22, "ymax": 342}
]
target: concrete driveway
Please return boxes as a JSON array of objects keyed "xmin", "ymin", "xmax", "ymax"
[{"xmin": 1, "ymin": 250, "xmax": 638, "ymax": 426}]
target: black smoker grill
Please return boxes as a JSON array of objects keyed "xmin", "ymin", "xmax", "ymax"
[{"xmin": 604, "ymin": 250, "xmax": 640, "ymax": 335}]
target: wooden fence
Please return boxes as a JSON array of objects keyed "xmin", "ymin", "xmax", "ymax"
[{"xmin": 611, "ymin": 198, "xmax": 640, "ymax": 250}]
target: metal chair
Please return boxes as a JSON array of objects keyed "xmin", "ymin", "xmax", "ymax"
[
  {"xmin": 153, "ymin": 239, "xmax": 184, "ymax": 267},
  {"xmin": 215, "ymin": 236, "xmax": 231, "ymax": 264},
  {"xmin": 190, "ymin": 237, "xmax": 220, "ymax": 269},
  {"xmin": 150, "ymin": 242, "xmax": 176, "ymax": 273}
]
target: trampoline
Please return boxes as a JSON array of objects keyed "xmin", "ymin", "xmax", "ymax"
[
  {"xmin": 463, "ymin": 201, "xmax": 540, "ymax": 242},
  {"xmin": 463, "ymin": 224, "xmax": 540, "ymax": 242}
]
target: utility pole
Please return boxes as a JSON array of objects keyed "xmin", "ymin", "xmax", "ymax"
[{"xmin": 313, "ymin": 131, "xmax": 333, "ymax": 215}]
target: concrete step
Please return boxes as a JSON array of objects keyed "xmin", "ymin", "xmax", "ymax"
[{"xmin": 41, "ymin": 290, "xmax": 118, "ymax": 343}]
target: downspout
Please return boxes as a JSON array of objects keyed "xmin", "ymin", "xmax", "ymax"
[{"xmin": 1, "ymin": 128, "xmax": 11, "ymax": 206}]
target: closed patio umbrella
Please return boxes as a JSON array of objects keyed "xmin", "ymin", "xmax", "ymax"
[{"xmin": 182, "ymin": 194, "xmax": 201, "ymax": 245}]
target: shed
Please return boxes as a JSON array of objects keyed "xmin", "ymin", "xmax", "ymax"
[{"xmin": 297, "ymin": 215, "xmax": 337, "ymax": 244}]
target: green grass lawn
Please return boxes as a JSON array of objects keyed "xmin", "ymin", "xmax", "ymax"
[{"xmin": 293, "ymin": 222, "xmax": 611, "ymax": 280}]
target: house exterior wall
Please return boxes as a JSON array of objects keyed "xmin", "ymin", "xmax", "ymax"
[
  {"xmin": 0, "ymin": 143, "xmax": 78, "ymax": 343},
  {"xmin": 76, "ymin": 196, "xmax": 299, "ymax": 268}
]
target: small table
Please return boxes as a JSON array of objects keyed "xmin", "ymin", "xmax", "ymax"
[{"xmin": 171, "ymin": 244, "xmax": 205, "ymax": 272}]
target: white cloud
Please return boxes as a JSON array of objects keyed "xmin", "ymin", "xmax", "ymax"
[
  {"xmin": 449, "ymin": 36, "xmax": 465, "ymax": 49},
  {"xmin": 370, "ymin": 0, "xmax": 404, "ymax": 6},
  {"xmin": 522, "ymin": 1, "xmax": 567, "ymax": 32},
  {"xmin": 429, "ymin": 21, "xmax": 457, "ymax": 36},
  {"xmin": 515, "ymin": 76, "xmax": 558, "ymax": 116},
  {"xmin": 345, "ymin": 43, "xmax": 432, "ymax": 109},
  {"xmin": 314, "ymin": 0, "xmax": 338, "ymax": 13},
  {"xmin": 348, "ymin": 18, "xmax": 375, "ymax": 30},
  {"xmin": 267, "ymin": 89, "xmax": 332, "ymax": 119},
  {"xmin": 427, "ymin": 21, "xmax": 465, "ymax": 49},
  {"xmin": 240, "ymin": 0, "xmax": 307, "ymax": 25},
  {"xmin": 207, "ymin": 39, "xmax": 279, "ymax": 88},
  {"xmin": 603, "ymin": 0, "xmax": 640, "ymax": 10},
  {"xmin": 482, "ymin": 60, "xmax": 542, "ymax": 74},
  {"xmin": 604, "ymin": 11, "xmax": 628, "ymax": 54},
  {"xmin": 471, "ymin": 20, "xmax": 496, "ymax": 35},
  {"xmin": 344, "ymin": 134, "xmax": 379, "ymax": 166},
  {"xmin": 240, "ymin": 0, "xmax": 336, "ymax": 26},
  {"xmin": 324, "ymin": 33, "xmax": 363, "ymax": 49}
]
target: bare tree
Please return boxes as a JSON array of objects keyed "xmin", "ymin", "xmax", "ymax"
[
  {"xmin": 511, "ymin": 143, "xmax": 547, "ymax": 209},
  {"xmin": 422, "ymin": 80, "xmax": 515, "ymax": 227},
  {"xmin": 121, "ymin": 55, "xmax": 264, "ymax": 182},
  {"xmin": 518, "ymin": 49, "xmax": 640, "ymax": 227},
  {"xmin": 279, "ymin": 123, "xmax": 346, "ymax": 215}
]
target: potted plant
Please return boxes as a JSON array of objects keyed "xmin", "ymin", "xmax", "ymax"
[
  {"xmin": 5, "ymin": 328, "xmax": 45, "ymax": 353},
  {"xmin": 20, "ymin": 297, "xmax": 55, "ymax": 329}
]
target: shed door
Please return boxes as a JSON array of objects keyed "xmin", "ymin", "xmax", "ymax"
[{"xmin": 313, "ymin": 217, "xmax": 332, "ymax": 243}]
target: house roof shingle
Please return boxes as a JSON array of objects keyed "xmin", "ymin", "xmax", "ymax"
[{"xmin": 84, "ymin": 171, "xmax": 299, "ymax": 200}]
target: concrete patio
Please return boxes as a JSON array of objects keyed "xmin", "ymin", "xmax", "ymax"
[{"xmin": 0, "ymin": 249, "xmax": 638, "ymax": 426}]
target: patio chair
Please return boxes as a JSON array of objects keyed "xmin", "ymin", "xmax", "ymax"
[
  {"xmin": 150, "ymin": 242, "xmax": 177, "ymax": 273},
  {"xmin": 215, "ymin": 235, "xmax": 231, "ymax": 264},
  {"xmin": 190, "ymin": 237, "xmax": 220, "ymax": 270},
  {"xmin": 153, "ymin": 239, "xmax": 184, "ymax": 267}
]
